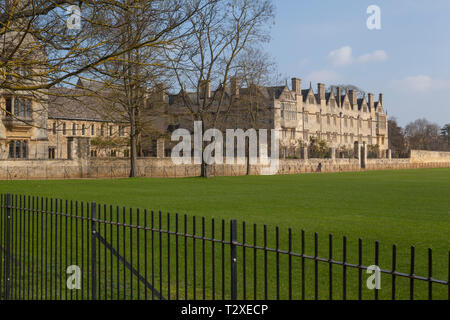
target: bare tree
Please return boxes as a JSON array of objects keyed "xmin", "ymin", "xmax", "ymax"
[{"xmin": 165, "ymin": 0, "xmax": 275, "ymax": 177}]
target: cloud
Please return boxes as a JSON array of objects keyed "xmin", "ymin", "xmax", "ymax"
[
  {"xmin": 391, "ymin": 75, "xmax": 450, "ymax": 93},
  {"xmin": 327, "ymin": 46, "xmax": 353, "ymax": 67},
  {"xmin": 306, "ymin": 69, "xmax": 341, "ymax": 83},
  {"xmin": 327, "ymin": 46, "xmax": 388, "ymax": 66},
  {"xmin": 357, "ymin": 50, "xmax": 388, "ymax": 63}
]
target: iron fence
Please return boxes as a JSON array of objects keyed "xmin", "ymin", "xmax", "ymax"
[{"xmin": 0, "ymin": 193, "xmax": 449, "ymax": 300}]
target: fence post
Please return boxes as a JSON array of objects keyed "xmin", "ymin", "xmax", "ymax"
[
  {"xmin": 91, "ymin": 202, "xmax": 97, "ymax": 300},
  {"xmin": 4, "ymin": 194, "xmax": 11, "ymax": 300},
  {"xmin": 230, "ymin": 219, "xmax": 238, "ymax": 300}
]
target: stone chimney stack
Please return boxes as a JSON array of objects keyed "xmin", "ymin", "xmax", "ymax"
[
  {"xmin": 199, "ymin": 80, "xmax": 211, "ymax": 99},
  {"xmin": 379, "ymin": 93, "xmax": 383, "ymax": 105},
  {"xmin": 368, "ymin": 93, "xmax": 374, "ymax": 109},
  {"xmin": 318, "ymin": 83, "xmax": 326, "ymax": 102},
  {"xmin": 292, "ymin": 78, "xmax": 302, "ymax": 95},
  {"xmin": 336, "ymin": 87, "xmax": 342, "ymax": 107},
  {"xmin": 230, "ymin": 77, "xmax": 239, "ymax": 97},
  {"xmin": 349, "ymin": 89, "xmax": 357, "ymax": 106}
]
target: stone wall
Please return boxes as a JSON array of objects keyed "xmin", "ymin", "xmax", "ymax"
[
  {"xmin": 410, "ymin": 150, "xmax": 450, "ymax": 163},
  {"xmin": 0, "ymin": 150, "xmax": 449, "ymax": 180}
]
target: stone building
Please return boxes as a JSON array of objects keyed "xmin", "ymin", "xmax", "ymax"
[{"xmin": 148, "ymin": 77, "xmax": 389, "ymax": 158}]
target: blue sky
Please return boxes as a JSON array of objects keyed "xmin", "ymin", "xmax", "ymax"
[{"xmin": 264, "ymin": 0, "xmax": 450, "ymax": 126}]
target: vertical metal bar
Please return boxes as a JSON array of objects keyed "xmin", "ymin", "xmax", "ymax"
[
  {"xmin": 314, "ymin": 233, "xmax": 318, "ymax": 300},
  {"xmin": 253, "ymin": 224, "xmax": 257, "ymax": 301},
  {"xmin": 130, "ymin": 208, "xmax": 133, "ymax": 300},
  {"xmin": 329, "ymin": 234, "xmax": 333, "ymax": 300},
  {"xmin": 14, "ymin": 195, "xmax": 17, "ymax": 300},
  {"xmin": 116, "ymin": 206, "xmax": 120, "ymax": 300},
  {"xmin": 276, "ymin": 227, "xmax": 280, "ymax": 300},
  {"xmin": 122, "ymin": 207, "xmax": 126, "ymax": 300},
  {"xmin": 375, "ymin": 241, "xmax": 379, "ymax": 300},
  {"xmin": 137, "ymin": 209, "xmax": 141, "ymax": 300},
  {"xmin": 184, "ymin": 214, "xmax": 187, "ymax": 300},
  {"xmin": 230, "ymin": 219, "xmax": 237, "ymax": 301},
  {"xmin": 392, "ymin": 245, "xmax": 396, "ymax": 300},
  {"xmin": 192, "ymin": 216, "xmax": 196, "ymax": 300},
  {"xmin": 343, "ymin": 236, "xmax": 347, "ymax": 300},
  {"xmin": 145, "ymin": 210, "xmax": 148, "ymax": 301},
  {"xmin": 211, "ymin": 218, "xmax": 215, "ymax": 301},
  {"xmin": 288, "ymin": 229, "xmax": 292, "ymax": 300},
  {"xmin": 263, "ymin": 225, "xmax": 267, "ymax": 300},
  {"xmin": 45, "ymin": 197, "xmax": 48, "ymax": 300},
  {"xmin": 175, "ymin": 213, "xmax": 179, "ymax": 300},
  {"xmin": 410, "ymin": 246, "xmax": 415, "ymax": 300},
  {"xmin": 5, "ymin": 194, "xmax": 11, "ymax": 300},
  {"xmin": 159, "ymin": 211, "xmax": 162, "ymax": 300},
  {"xmin": 301, "ymin": 230, "xmax": 305, "ymax": 300},
  {"xmin": 80, "ymin": 202, "xmax": 84, "ymax": 300},
  {"xmin": 109, "ymin": 206, "xmax": 113, "ymax": 300},
  {"xmin": 358, "ymin": 238, "xmax": 363, "ymax": 300},
  {"xmin": 75, "ymin": 201, "xmax": 78, "ymax": 300},
  {"xmin": 49, "ymin": 198, "xmax": 53, "ymax": 300},
  {"xmin": 221, "ymin": 219, "xmax": 225, "ymax": 300},
  {"xmin": 428, "ymin": 248, "xmax": 432, "ymax": 300},
  {"xmin": 242, "ymin": 221, "xmax": 246, "ymax": 300},
  {"xmin": 91, "ymin": 202, "xmax": 97, "ymax": 300},
  {"xmin": 202, "ymin": 217, "xmax": 205, "ymax": 300},
  {"xmin": 167, "ymin": 213, "xmax": 170, "ymax": 300}
]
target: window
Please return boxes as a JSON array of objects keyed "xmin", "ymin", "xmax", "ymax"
[
  {"xmin": 48, "ymin": 147, "xmax": 56, "ymax": 159},
  {"xmin": 118, "ymin": 125, "xmax": 125, "ymax": 137},
  {"xmin": 63, "ymin": 123, "xmax": 66, "ymax": 135},
  {"xmin": 280, "ymin": 102, "xmax": 296, "ymax": 120},
  {"xmin": 10, "ymin": 97, "xmax": 32, "ymax": 118},
  {"xmin": 109, "ymin": 126, "xmax": 113, "ymax": 136},
  {"xmin": 8, "ymin": 140, "xmax": 28, "ymax": 159},
  {"xmin": 309, "ymin": 97, "xmax": 315, "ymax": 104},
  {"xmin": 90, "ymin": 150, "xmax": 97, "ymax": 157},
  {"xmin": 72, "ymin": 123, "xmax": 76, "ymax": 135},
  {"xmin": 91, "ymin": 125, "xmax": 95, "ymax": 136},
  {"xmin": 82, "ymin": 124, "xmax": 85, "ymax": 136},
  {"xmin": 290, "ymin": 129, "xmax": 295, "ymax": 140},
  {"xmin": 5, "ymin": 97, "xmax": 12, "ymax": 114},
  {"xmin": 124, "ymin": 149, "xmax": 129, "ymax": 158},
  {"xmin": 281, "ymin": 129, "xmax": 286, "ymax": 139},
  {"xmin": 100, "ymin": 124, "xmax": 104, "ymax": 136},
  {"xmin": 52, "ymin": 123, "xmax": 56, "ymax": 134}
]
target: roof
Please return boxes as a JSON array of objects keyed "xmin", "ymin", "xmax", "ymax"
[{"xmin": 48, "ymin": 87, "xmax": 125, "ymax": 122}]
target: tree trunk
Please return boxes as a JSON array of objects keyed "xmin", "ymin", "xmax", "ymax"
[{"xmin": 129, "ymin": 107, "xmax": 138, "ymax": 177}]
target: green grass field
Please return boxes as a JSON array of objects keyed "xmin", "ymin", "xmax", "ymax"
[{"xmin": 1, "ymin": 168, "xmax": 449, "ymax": 300}]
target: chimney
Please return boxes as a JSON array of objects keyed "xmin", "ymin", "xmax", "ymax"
[
  {"xmin": 337, "ymin": 87, "xmax": 342, "ymax": 107},
  {"xmin": 318, "ymin": 83, "xmax": 325, "ymax": 102},
  {"xmin": 230, "ymin": 77, "xmax": 239, "ymax": 97},
  {"xmin": 292, "ymin": 78, "xmax": 302, "ymax": 94},
  {"xmin": 378, "ymin": 93, "xmax": 383, "ymax": 105},
  {"xmin": 368, "ymin": 93, "xmax": 374, "ymax": 109},
  {"xmin": 199, "ymin": 80, "xmax": 211, "ymax": 99},
  {"xmin": 348, "ymin": 89, "xmax": 357, "ymax": 106}
]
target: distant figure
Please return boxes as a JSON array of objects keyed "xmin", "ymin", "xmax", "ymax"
[{"xmin": 317, "ymin": 162, "xmax": 322, "ymax": 173}]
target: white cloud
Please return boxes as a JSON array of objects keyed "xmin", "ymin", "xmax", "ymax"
[
  {"xmin": 327, "ymin": 46, "xmax": 388, "ymax": 67},
  {"xmin": 306, "ymin": 70, "xmax": 341, "ymax": 83},
  {"xmin": 327, "ymin": 46, "xmax": 353, "ymax": 67},
  {"xmin": 391, "ymin": 75, "xmax": 450, "ymax": 93},
  {"xmin": 357, "ymin": 50, "xmax": 388, "ymax": 63}
]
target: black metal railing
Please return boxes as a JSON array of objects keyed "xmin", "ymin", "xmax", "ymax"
[{"xmin": 0, "ymin": 193, "xmax": 449, "ymax": 300}]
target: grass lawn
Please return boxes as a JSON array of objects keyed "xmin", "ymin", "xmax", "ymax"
[{"xmin": 0, "ymin": 168, "xmax": 449, "ymax": 300}]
